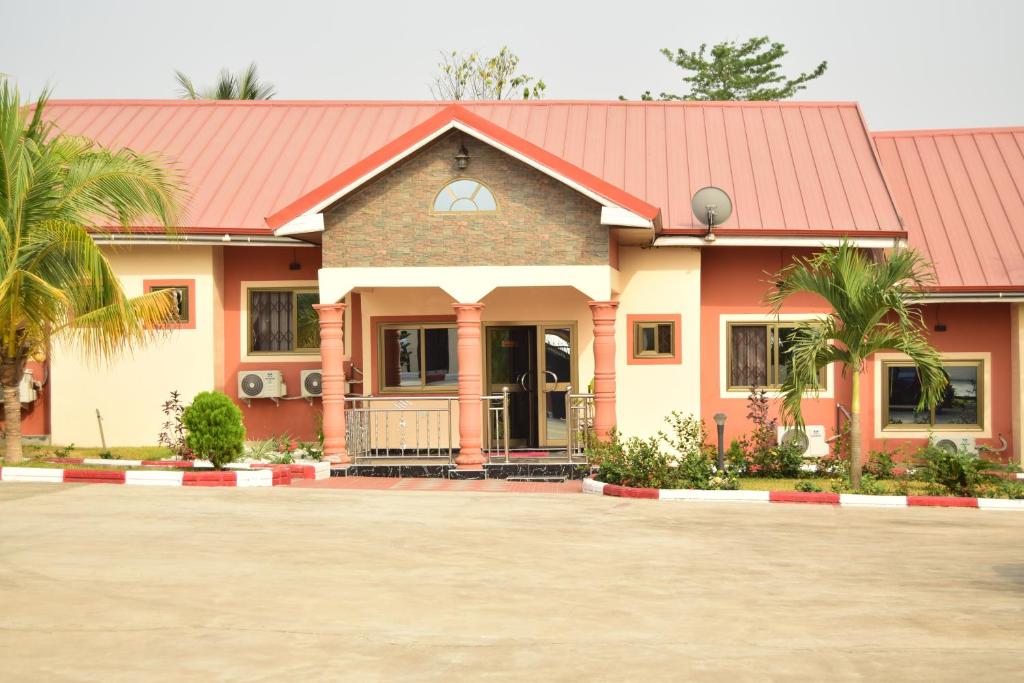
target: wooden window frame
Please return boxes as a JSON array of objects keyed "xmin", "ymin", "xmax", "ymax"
[
  {"xmin": 881, "ymin": 358, "xmax": 985, "ymax": 432},
  {"xmin": 430, "ymin": 177, "xmax": 500, "ymax": 215},
  {"xmin": 726, "ymin": 321, "xmax": 826, "ymax": 391},
  {"xmin": 627, "ymin": 314, "xmax": 682, "ymax": 365},
  {"xmin": 144, "ymin": 279, "xmax": 196, "ymax": 330},
  {"xmin": 247, "ymin": 287, "xmax": 320, "ymax": 356},
  {"xmin": 375, "ymin": 320, "xmax": 459, "ymax": 394}
]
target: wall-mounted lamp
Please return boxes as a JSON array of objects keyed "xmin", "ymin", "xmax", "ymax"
[{"xmin": 455, "ymin": 141, "xmax": 470, "ymax": 170}]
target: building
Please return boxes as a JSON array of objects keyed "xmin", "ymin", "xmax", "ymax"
[{"xmin": 17, "ymin": 99, "xmax": 1024, "ymax": 470}]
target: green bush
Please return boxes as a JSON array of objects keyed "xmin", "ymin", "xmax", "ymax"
[
  {"xmin": 182, "ymin": 391, "xmax": 245, "ymax": 469},
  {"xmin": 857, "ymin": 474, "xmax": 887, "ymax": 496},
  {"xmin": 864, "ymin": 448, "xmax": 898, "ymax": 479},
  {"xmin": 915, "ymin": 441, "xmax": 1001, "ymax": 497},
  {"xmin": 795, "ymin": 479, "xmax": 822, "ymax": 493}
]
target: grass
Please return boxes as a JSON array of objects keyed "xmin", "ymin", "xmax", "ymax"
[
  {"xmin": 736, "ymin": 477, "xmax": 931, "ymax": 495},
  {"xmin": 0, "ymin": 460, "xmax": 182, "ymax": 471},
  {"xmin": 16, "ymin": 445, "xmax": 173, "ymax": 460}
]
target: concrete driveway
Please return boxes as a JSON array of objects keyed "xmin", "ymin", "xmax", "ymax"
[{"xmin": 0, "ymin": 483, "xmax": 1021, "ymax": 681}]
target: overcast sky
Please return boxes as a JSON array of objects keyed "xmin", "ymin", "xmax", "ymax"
[{"xmin": 3, "ymin": 0, "xmax": 1021, "ymax": 131}]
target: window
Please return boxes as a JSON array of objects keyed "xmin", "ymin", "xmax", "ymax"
[
  {"xmin": 144, "ymin": 279, "xmax": 195, "ymax": 329},
  {"xmin": 882, "ymin": 359, "xmax": 983, "ymax": 430},
  {"xmin": 249, "ymin": 289, "xmax": 320, "ymax": 353},
  {"xmin": 727, "ymin": 322, "xmax": 825, "ymax": 390},
  {"xmin": 432, "ymin": 179, "xmax": 497, "ymax": 213},
  {"xmin": 634, "ymin": 321, "xmax": 674, "ymax": 358},
  {"xmin": 379, "ymin": 324, "xmax": 459, "ymax": 392}
]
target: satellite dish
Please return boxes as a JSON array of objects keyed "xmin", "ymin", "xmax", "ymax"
[{"xmin": 691, "ymin": 186, "xmax": 733, "ymax": 241}]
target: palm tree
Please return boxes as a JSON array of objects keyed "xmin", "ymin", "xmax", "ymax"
[
  {"xmin": 0, "ymin": 80, "xmax": 184, "ymax": 462},
  {"xmin": 767, "ymin": 242, "xmax": 947, "ymax": 488},
  {"xmin": 175, "ymin": 63, "xmax": 276, "ymax": 100}
]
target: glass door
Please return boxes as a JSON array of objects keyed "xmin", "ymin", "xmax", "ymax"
[
  {"xmin": 486, "ymin": 326, "xmax": 537, "ymax": 448},
  {"xmin": 539, "ymin": 326, "xmax": 574, "ymax": 447}
]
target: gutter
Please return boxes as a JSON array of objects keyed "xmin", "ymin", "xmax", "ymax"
[
  {"xmin": 911, "ymin": 292, "xmax": 1024, "ymax": 303},
  {"xmin": 653, "ymin": 235, "xmax": 906, "ymax": 249},
  {"xmin": 92, "ymin": 233, "xmax": 316, "ymax": 247}
]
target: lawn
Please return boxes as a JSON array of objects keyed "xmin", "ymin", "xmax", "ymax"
[{"xmin": 736, "ymin": 477, "xmax": 931, "ymax": 494}]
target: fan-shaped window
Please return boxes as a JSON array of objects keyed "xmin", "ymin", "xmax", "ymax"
[{"xmin": 432, "ymin": 179, "xmax": 497, "ymax": 213}]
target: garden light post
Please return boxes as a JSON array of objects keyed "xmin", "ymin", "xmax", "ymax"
[{"xmin": 713, "ymin": 412, "xmax": 727, "ymax": 471}]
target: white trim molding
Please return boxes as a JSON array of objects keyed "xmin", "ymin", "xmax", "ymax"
[
  {"xmin": 718, "ymin": 313, "xmax": 835, "ymax": 400},
  {"xmin": 656, "ymin": 235, "xmax": 907, "ymax": 249},
  {"xmin": 872, "ymin": 351, "xmax": 992, "ymax": 440}
]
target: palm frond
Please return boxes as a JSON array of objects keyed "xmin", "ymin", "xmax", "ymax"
[{"xmin": 174, "ymin": 71, "xmax": 200, "ymax": 100}]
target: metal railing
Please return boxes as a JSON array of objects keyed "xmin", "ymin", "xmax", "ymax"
[
  {"xmin": 566, "ymin": 388, "xmax": 596, "ymax": 460},
  {"xmin": 482, "ymin": 387, "xmax": 511, "ymax": 462},
  {"xmin": 344, "ymin": 396, "xmax": 455, "ymax": 463}
]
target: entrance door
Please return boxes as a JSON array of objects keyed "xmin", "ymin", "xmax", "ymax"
[
  {"xmin": 486, "ymin": 326, "xmax": 537, "ymax": 447},
  {"xmin": 485, "ymin": 324, "xmax": 576, "ymax": 450}
]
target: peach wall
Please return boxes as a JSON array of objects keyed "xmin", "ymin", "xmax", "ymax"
[
  {"xmin": 700, "ymin": 247, "xmax": 1015, "ymax": 461},
  {"xmin": 701, "ymin": 247, "xmax": 849, "ymax": 449},
  {"xmin": 222, "ymin": 246, "xmax": 322, "ymax": 441},
  {"xmin": 615, "ymin": 246, "xmax": 702, "ymax": 437},
  {"xmin": 50, "ymin": 246, "xmax": 219, "ymax": 446}
]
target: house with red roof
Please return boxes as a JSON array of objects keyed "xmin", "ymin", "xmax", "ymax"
[{"xmin": 17, "ymin": 99, "xmax": 1024, "ymax": 473}]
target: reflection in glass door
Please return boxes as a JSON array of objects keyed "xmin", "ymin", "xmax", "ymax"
[
  {"xmin": 540, "ymin": 327, "xmax": 572, "ymax": 446},
  {"xmin": 486, "ymin": 326, "xmax": 536, "ymax": 448}
]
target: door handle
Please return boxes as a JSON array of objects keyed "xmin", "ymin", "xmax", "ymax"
[
  {"xmin": 520, "ymin": 371, "xmax": 529, "ymax": 391},
  {"xmin": 544, "ymin": 370, "xmax": 558, "ymax": 384}
]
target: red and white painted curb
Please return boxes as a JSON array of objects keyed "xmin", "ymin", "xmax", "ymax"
[
  {"xmin": 582, "ymin": 478, "xmax": 1024, "ymax": 510},
  {"xmin": 0, "ymin": 460, "xmax": 330, "ymax": 488}
]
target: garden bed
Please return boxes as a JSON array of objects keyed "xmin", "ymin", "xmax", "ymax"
[{"xmin": 583, "ymin": 477, "xmax": 1024, "ymax": 509}]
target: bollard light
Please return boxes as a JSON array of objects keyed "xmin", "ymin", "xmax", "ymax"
[{"xmin": 713, "ymin": 412, "xmax": 727, "ymax": 471}]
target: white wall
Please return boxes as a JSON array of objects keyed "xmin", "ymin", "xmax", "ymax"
[{"xmin": 49, "ymin": 245, "xmax": 219, "ymax": 446}]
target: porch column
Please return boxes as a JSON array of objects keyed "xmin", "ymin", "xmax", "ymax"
[
  {"xmin": 452, "ymin": 303, "xmax": 485, "ymax": 468},
  {"xmin": 589, "ymin": 300, "xmax": 619, "ymax": 441},
  {"xmin": 314, "ymin": 303, "xmax": 349, "ymax": 465}
]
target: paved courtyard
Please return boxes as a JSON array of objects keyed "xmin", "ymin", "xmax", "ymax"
[{"xmin": 1, "ymin": 483, "xmax": 1022, "ymax": 681}]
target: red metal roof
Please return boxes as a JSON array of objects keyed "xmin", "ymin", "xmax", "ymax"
[
  {"xmin": 874, "ymin": 127, "xmax": 1024, "ymax": 292},
  {"xmin": 43, "ymin": 99, "xmax": 903, "ymax": 237}
]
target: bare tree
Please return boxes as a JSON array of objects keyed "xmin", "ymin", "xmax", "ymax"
[{"xmin": 430, "ymin": 47, "xmax": 546, "ymax": 100}]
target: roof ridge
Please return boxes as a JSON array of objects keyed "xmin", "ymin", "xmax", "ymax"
[
  {"xmin": 873, "ymin": 126, "xmax": 1024, "ymax": 138},
  {"xmin": 43, "ymin": 98, "xmax": 864, "ymax": 109}
]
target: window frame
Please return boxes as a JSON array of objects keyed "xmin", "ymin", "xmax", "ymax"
[
  {"xmin": 376, "ymin": 321, "xmax": 459, "ymax": 394},
  {"xmin": 627, "ymin": 314, "xmax": 682, "ymax": 365},
  {"xmin": 880, "ymin": 358, "xmax": 985, "ymax": 432},
  {"xmin": 247, "ymin": 287, "xmax": 321, "ymax": 356},
  {"xmin": 143, "ymin": 279, "xmax": 196, "ymax": 330},
  {"xmin": 725, "ymin": 320, "xmax": 827, "ymax": 392},
  {"xmin": 430, "ymin": 177, "xmax": 499, "ymax": 215}
]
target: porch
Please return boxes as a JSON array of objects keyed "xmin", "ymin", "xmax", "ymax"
[{"xmin": 312, "ymin": 270, "xmax": 620, "ymax": 478}]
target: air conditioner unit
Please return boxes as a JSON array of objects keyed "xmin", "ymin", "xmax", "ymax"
[
  {"xmin": 777, "ymin": 425, "xmax": 830, "ymax": 458},
  {"xmin": 237, "ymin": 370, "xmax": 286, "ymax": 401},
  {"xmin": 301, "ymin": 369, "xmax": 323, "ymax": 398},
  {"xmin": 19, "ymin": 369, "xmax": 37, "ymax": 403},
  {"xmin": 935, "ymin": 436, "xmax": 978, "ymax": 456}
]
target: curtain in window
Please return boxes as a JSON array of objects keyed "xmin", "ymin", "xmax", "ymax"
[
  {"xmin": 731, "ymin": 325, "xmax": 768, "ymax": 386},
  {"xmin": 251, "ymin": 291, "xmax": 293, "ymax": 351}
]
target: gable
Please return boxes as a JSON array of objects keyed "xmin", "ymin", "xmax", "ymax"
[{"xmin": 321, "ymin": 131, "xmax": 608, "ymax": 268}]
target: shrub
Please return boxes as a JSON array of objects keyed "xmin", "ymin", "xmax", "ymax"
[
  {"xmin": 915, "ymin": 440, "xmax": 1001, "ymax": 497},
  {"xmin": 795, "ymin": 479, "xmax": 822, "ymax": 493},
  {"xmin": 857, "ymin": 474, "xmax": 887, "ymax": 496},
  {"xmin": 158, "ymin": 390, "xmax": 191, "ymax": 459},
  {"xmin": 751, "ymin": 442, "xmax": 804, "ymax": 478},
  {"xmin": 864, "ymin": 448, "xmax": 898, "ymax": 479},
  {"xmin": 182, "ymin": 391, "xmax": 245, "ymax": 469},
  {"xmin": 726, "ymin": 438, "xmax": 750, "ymax": 474}
]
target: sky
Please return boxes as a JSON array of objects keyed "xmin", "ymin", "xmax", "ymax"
[{"xmin": 2, "ymin": 0, "xmax": 1022, "ymax": 131}]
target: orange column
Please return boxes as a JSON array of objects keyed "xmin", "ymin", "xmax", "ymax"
[
  {"xmin": 452, "ymin": 303, "xmax": 485, "ymax": 468},
  {"xmin": 589, "ymin": 301, "xmax": 619, "ymax": 440},
  {"xmin": 314, "ymin": 302, "xmax": 349, "ymax": 465}
]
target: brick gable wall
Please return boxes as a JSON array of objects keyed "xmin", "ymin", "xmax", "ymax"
[{"xmin": 322, "ymin": 131, "xmax": 608, "ymax": 267}]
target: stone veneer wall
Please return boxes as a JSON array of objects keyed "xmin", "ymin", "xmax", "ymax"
[{"xmin": 322, "ymin": 131, "xmax": 607, "ymax": 267}]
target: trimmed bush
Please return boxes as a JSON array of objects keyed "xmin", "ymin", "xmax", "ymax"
[{"xmin": 182, "ymin": 391, "xmax": 245, "ymax": 469}]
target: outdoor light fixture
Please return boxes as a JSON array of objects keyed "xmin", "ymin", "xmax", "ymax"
[
  {"xmin": 455, "ymin": 141, "xmax": 470, "ymax": 170},
  {"xmin": 713, "ymin": 412, "xmax": 727, "ymax": 471}
]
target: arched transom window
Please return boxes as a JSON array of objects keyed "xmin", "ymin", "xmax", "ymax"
[{"xmin": 432, "ymin": 179, "xmax": 497, "ymax": 213}]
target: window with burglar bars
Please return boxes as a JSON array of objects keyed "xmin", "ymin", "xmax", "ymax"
[
  {"xmin": 727, "ymin": 322, "xmax": 826, "ymax": 391},
  {"xmin": 249, "ymin": 289, "xmax": 320, "ymax": 353}
]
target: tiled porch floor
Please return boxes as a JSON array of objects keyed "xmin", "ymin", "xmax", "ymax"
[{"xmin": 290, "ymin": 476, "xmax": 583, "ymax": 494}]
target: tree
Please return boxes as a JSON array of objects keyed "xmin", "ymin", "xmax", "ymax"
[
  {"xmin": 767, "ymin": 243, "xmax": 947, "ymax": 488},
  {"xmin": 430, "ymin": 47, "xmax": 546, "ymax": 100},
  {"xmin": 629, "ymin": 36, "xmax": 827, "ymax": 101},
  {"xmin": 175, "ymin": 62, "xmax": 276, "ymax": 100},
  {"xmin": 0, "ymin": 80, "xmax": 184, "ymax": 462}
]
